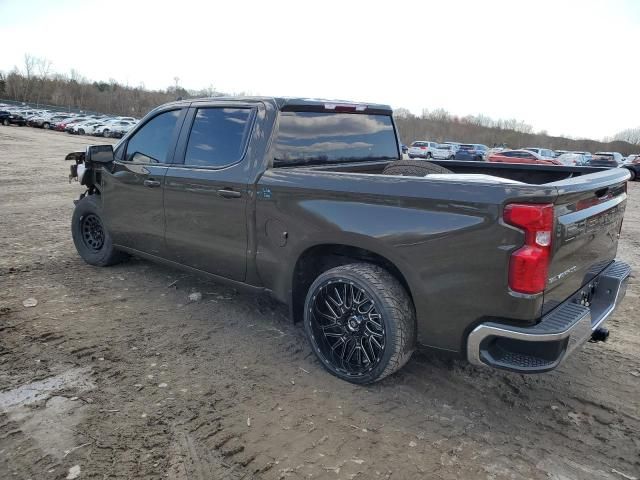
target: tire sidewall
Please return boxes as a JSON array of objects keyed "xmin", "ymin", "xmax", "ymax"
[
  {"xmin": 303, "ymin": 269, "xmax": 403, "ymax": 384},
  {"xmin": 71, "ymin": 195, "xmax": 118, "ymax": 266}
]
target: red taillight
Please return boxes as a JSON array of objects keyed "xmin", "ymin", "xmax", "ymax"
[
  {"xmin": 504, "ymin": 203, "xmax": 554, "ymax": 294},
  {"xmin": 420, "ymin": 146, "xmax": 426, "ymax": 150}
]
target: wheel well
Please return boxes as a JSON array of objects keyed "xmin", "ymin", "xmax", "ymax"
[{"xmin": 291, "ymin": 244, "xmax": 413, "ymax": 323}]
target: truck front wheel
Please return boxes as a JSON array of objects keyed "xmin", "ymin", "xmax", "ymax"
[
  {"xmin": 71, "ymin": 195, "xmax": 128, "ymax": 267},
  {"xmin": 303, "ymin": 263, "xmax": 416, "ymax": 384}
]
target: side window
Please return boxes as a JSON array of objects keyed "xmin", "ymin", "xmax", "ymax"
[
  {"xmin": 124, "ymin": 110, "xmax": 181, "ymax": 164},
  {"xmin": 184, "ymin": 107, "xmax": 253, "ymax": 168}
]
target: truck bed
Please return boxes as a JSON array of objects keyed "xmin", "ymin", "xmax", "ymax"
[
  {"xmin": 261, "ymin": 159, "xmax": 629, "ymax": 352},
  {"xmin": 301, "ymin": 159, "xmax": 611, "ymax": 185}
]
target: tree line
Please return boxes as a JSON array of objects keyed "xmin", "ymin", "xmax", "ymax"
[
  {"xmin": 0, "ymin": 54, "xmax": 223, "ymax": 117},
  {"xmin": 1, "ymin": 54, "xmax": 638, "ymax": 154}
]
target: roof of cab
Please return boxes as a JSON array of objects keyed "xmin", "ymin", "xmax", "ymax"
[{"xmin": 166, "ymin": 96, "xmax": 392, "ymax": 112}]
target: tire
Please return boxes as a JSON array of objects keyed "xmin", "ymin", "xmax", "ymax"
[
  {"xmin": 43, "ymin": 122, "xmax": 50, "ymax": 129},
  {"xmin": 2, "ymin": 119, "xmax": 9, "ymax": 126},
  {"xmin": 102, "ymin": 129, "xmax": 110, "ymax": 138},
  {"xmin": 408, "ymin": 155, "xmax": 415, "ymax": 159},
  {"xmin": 382, "ymin": 159, "xmax": 453, "ymax": 177},
  {"xmin": 426, "ymin": 152, "xmax": 432, "ymax": 159},
  {"xmin": 71, "ymin": 195, "xmax": 127, "ymax": 267},
  {"xmin": 304, "ymin": 263, "xmax": 416, "ymax": 384}
]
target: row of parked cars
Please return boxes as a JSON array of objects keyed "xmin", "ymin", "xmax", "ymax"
[
  {"xmin": 0, "ymin": 103, "xmax": 139, "ymax": 138},
  {"xmin": 406, "ymin": 140, "xmax": 640, "ymax": 180}
]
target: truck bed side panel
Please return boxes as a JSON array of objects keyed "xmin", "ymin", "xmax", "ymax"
[{"xmin": 255, "ymin": 169, "xmax": 558, "ymax": 352}]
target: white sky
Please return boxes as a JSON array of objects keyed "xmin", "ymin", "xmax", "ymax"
[{"xmin": 0, "ymin": 0, "xmax": 638, "ymax": 140}]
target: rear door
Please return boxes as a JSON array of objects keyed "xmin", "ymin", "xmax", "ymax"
[
  {"xmin": 163, "ymin": 103, "xmax": 256, "ymax": 281},
  {"xmin": 101, "ymin": 107, "xmax": 185, "ymax": 256},
  {"xmin": 543, "ymin": 170, "xmax": 628, "ymax": 313}
]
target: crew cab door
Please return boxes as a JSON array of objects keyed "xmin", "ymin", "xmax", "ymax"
[
  {"xmin": 163, "ymin": 104, "xmax": 256, "ymax": 281},
  {"xmin": 101, "ymin": 108, "xmax": 186, "ymax": 255}
]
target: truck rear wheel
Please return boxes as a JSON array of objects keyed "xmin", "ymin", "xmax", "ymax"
[
  {"xmin": 304, "ymin": 263, "xmax": 416, "ymax": 384},
  {"xmin": 72, "ymin": 195, "xmax": 128, "ymax": 267},
  {"xmin": 382, "ymin": 159, "xmax": 453, "ymax": 176}
]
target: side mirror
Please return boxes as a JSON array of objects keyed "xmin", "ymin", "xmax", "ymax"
[
  {"xmin": 65, "ymin": 151, "xmax": 85, "ymax": 162},
  {"xmin": 86, "ymin": 144, "xmax": 114, "ymax": 163}
]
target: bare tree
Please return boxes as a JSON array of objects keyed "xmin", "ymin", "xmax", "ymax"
[
  {"xmin": 21, "ymin": 53, "xmax": 37, "ymax": 102},
  {"xmin": 34, "ymin": 57, "xmax": 52, "ymax": 106},
  {"xmin": 613, "ymin": 128, "xmax": 640, "ymax": 145}
]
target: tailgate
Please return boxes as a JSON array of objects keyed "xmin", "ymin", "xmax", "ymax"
[{"xmin": 543, "ymin": 169, "xmax": 629, "ymax": 313}]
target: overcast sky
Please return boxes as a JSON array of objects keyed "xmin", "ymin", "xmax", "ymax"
[{"xmin": 1, "ymin": 0, "xmax": 638, "ymax": 140}]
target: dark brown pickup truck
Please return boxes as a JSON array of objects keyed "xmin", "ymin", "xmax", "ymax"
[{"xmin": 66, "ymin": 97, "xmax": 631, "ymax": 384}]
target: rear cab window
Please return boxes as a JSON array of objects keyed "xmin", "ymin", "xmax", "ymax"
[{"xmin": 273, "ymin": 111, "xmax": 398, "ymax": 167}]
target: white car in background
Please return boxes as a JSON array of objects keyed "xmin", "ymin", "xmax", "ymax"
[
  {"xmin": 432, "ymin": 143, "xmax": 459, "ymax": 160},
  {"xmin": 109, "ymin": 120, "xmax": 137, "ymax": 138},
  {"xmin": 524, "ymin": 147, "xmax": 556, "ymax": 159},
  {"xmin": 93, "ymin": 120, "xmax": 133, "ymax": 137},
  {"xmin": 408, "ymin": 140, "xmax": 438, "ymax": 159},
  {"xmin": 71, "ymin": 120, "xmax": 105, "ymax": 135},
  {"xmin": 556, "ymin": 153, "xmax": 590, "ymax": 166}
]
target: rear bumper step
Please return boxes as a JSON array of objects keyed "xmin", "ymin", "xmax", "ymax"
[{"xmin": 466, "ymin": 260, "xmax": 631, "ymax": 373}]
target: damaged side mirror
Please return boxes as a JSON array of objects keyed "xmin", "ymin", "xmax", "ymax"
[
  {"xmin": 86, "ymin": 144, "xmax": 114, "ymax": 163},
  {"xmin": 65, "ymin": 151, "xmax": 85, "ymax": 162}
]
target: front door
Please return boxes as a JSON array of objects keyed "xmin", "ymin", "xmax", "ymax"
[
  {"xmin": 102, "ymin": 108, "xmax": 185, "ymax": 256},
  {"xmin": 163, "ymin": 105, "xmax": 256, "ymax": 281}
]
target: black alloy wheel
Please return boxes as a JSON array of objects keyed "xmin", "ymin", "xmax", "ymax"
[
  {"xmin": 80, "ymin": 214, "xmax": 105, "ymax": 251},
  {"xmin": 304, "ymin": 263, "xmax": 416, "ymax": 384},
  {"xmin": 309, "ymin": 279, "xmax": 386, "ymax": 377}
]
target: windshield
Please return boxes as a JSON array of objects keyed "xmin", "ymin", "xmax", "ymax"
[{"xmin": 273, "ymin": 111, "xmax": 398, "ymax": 166}]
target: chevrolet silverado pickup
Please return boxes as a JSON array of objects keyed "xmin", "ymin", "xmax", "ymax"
[{"xmin": 65, "ymin": 97, "xmax": 631, "ymax": 384}]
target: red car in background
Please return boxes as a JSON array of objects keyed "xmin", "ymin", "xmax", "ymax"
[
  {"xmin": 54, "ymin": 117, "xmax": 88, "ymax": 132},
  {"xmin": 488, "ymin": 149, "xmax": 562, "ymax": 165}
]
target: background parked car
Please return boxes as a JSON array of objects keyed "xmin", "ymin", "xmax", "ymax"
[
  {"xmin": 589, "ymin": 152, "xmax": 624, "ymax": 168},
  {"xmin": 52, "ymin": 117, "xmax": 77, "ymax": 131},
  {"xmin": 524, "ymin": 147, "xmax": 556, "ymax": 159},
  {"xmin": 408, "ymin": 141, "xmax": 438, "ymax": 159},
  {"xmin": 454, "ymin": 144, "xmax": 488, "ymax": 161},
  {"xmin": 1, "ymin": 111, "xmax": 27, "ymax": 126},
  {"xmin": 623, "ymin": 154, "xmax": 640, "ymax": 180},
  {"xmin": 571, "ymin": 151, "xmax": 593, "ymax": 163},
  {"xmin": 432, "ymin": 143, "xmax": 459, "ymax": 160},
  {"xmin": 556, "ymin": 153, "xmax": 590, "ymax": 166},
  {"xmin": 108, "ymin": 121, "xmax": 137, "ymax": 138},
  {"xmin": 0, "ymin": 110, "xmax": 27, "ymax": 126},
  {"xmin": 592, "ymin": 151, "xmax": 624, "ymax": 166},
  {"xmin": 488, "ymin": 149, "xmax": 562, "ymax": 165},
  {"xmin": 42, "ymin": 114, "xmax": 74, "ymax": 129},
  {"xmin": 71, "ymin": 120, "xmax": 105, "ymax": 135}
]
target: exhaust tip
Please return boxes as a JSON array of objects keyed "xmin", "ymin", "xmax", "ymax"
[{"xmin": 591, "ymin": 327, "xmax": 609, "ymax": 343}]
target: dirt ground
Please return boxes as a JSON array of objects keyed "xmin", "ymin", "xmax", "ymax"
[{"xmin": 0, "ymin": 126, "xmax": 639, "ymax": 480}]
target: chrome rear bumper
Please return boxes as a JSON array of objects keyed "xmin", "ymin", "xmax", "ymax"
[{"xmin": 466, "ymin": 261, "xmax": 631, "ymax": 373}]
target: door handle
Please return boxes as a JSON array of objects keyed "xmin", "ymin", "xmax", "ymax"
[
  {"xmin": 144, "ymin": 179, "xmax": 161, "ymax": 188},
  {"xmin": 217, "ymin": 189, "xmax": 242, "ymax": 199}
]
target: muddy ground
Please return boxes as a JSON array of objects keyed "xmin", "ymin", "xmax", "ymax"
[{"xmin": 0, "ymin": 125, "xmax": 639, "ymax": 480}]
